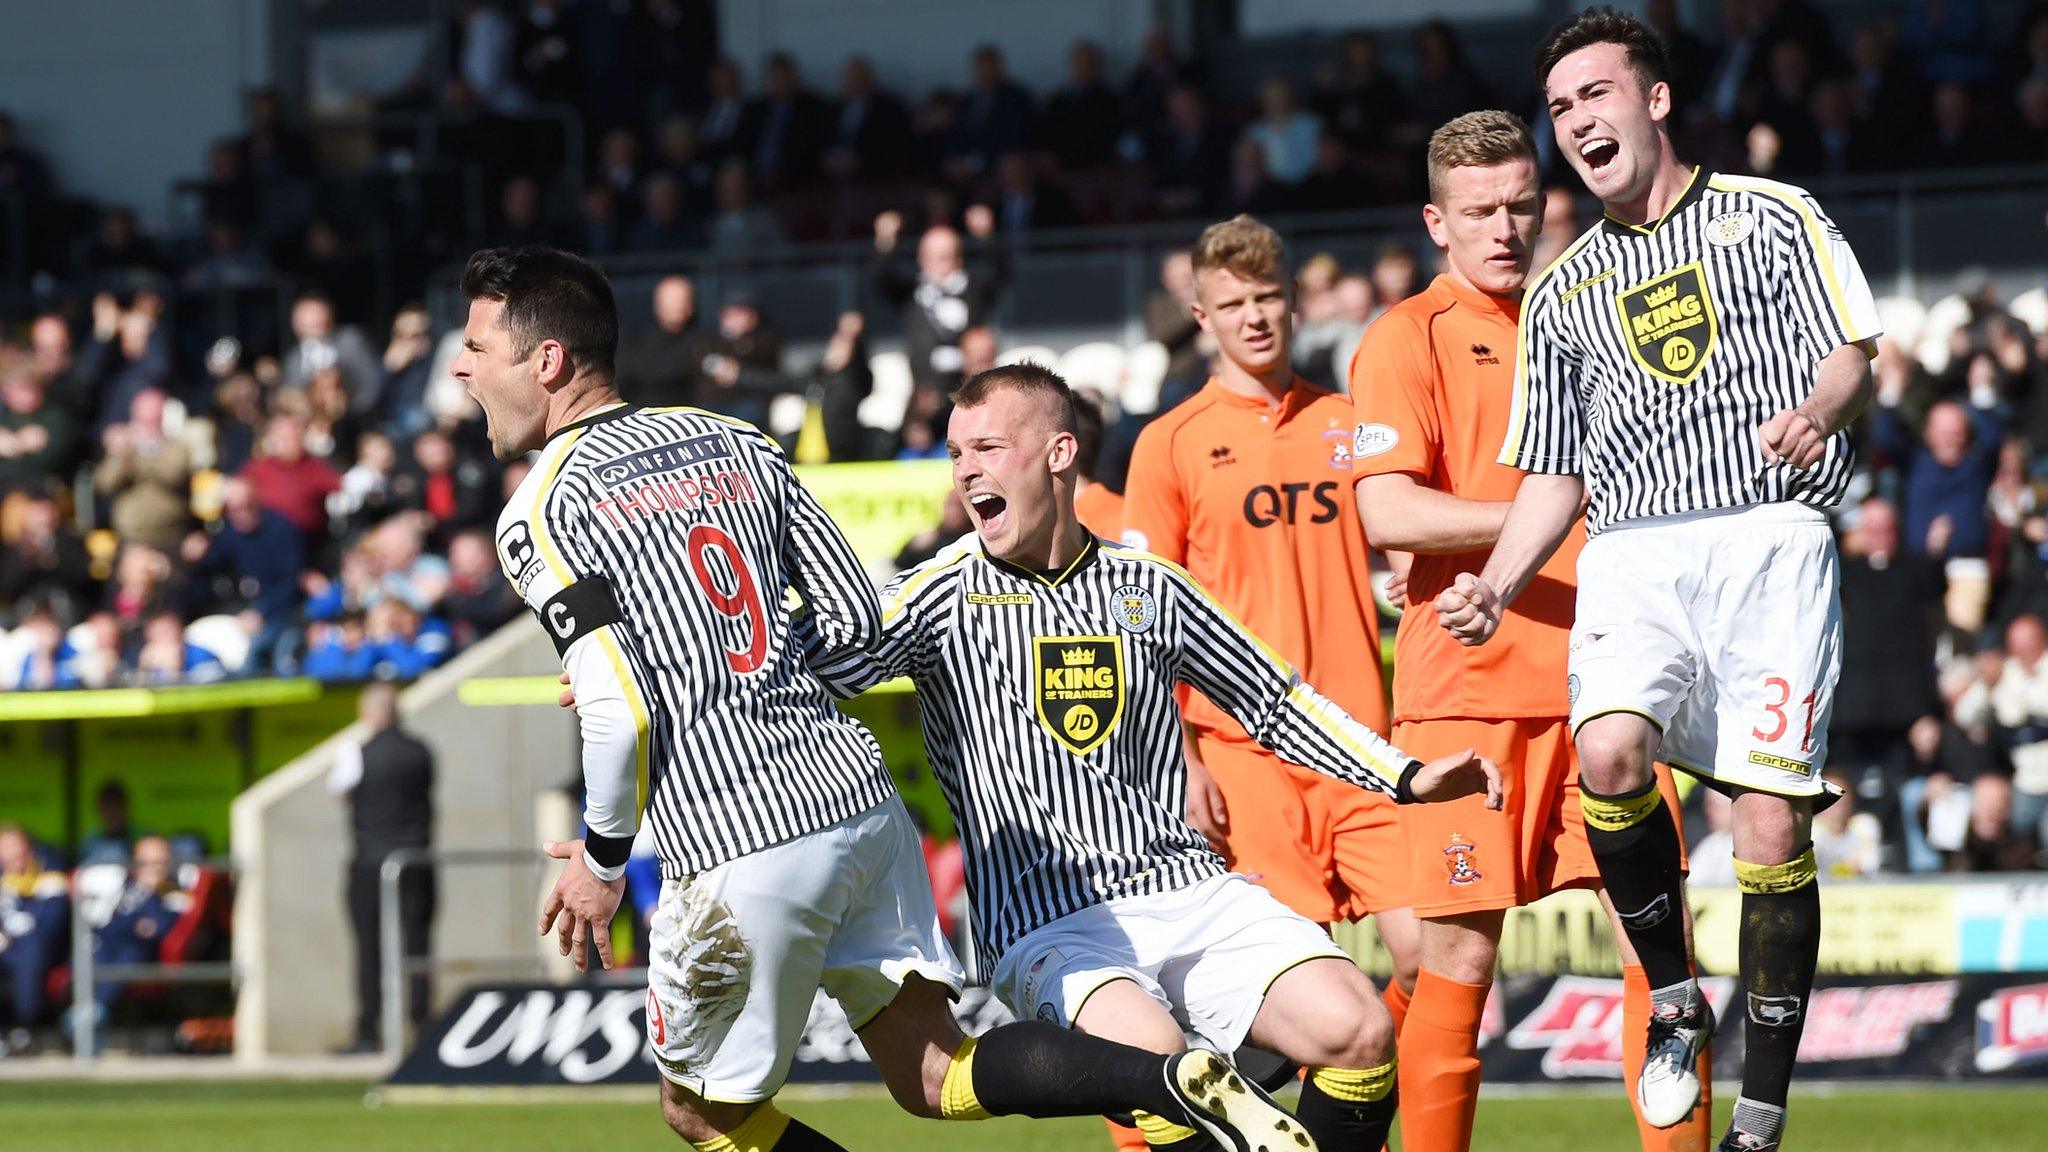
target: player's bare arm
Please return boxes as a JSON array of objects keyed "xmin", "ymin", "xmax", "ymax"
[
  {"xmin": 1437, "ymin": 472, "xmax": 1582, "ymax": 646},
  {"xmin": 1759, "ymin": 341, "xmax": 1876, "ymax": 470},
  {"xmin": 1180, "ymin": 718, "xmax": 1230, "ymax": 845},
  {"xmin": 1356, "ymin": 472, "xmax": 1511, "ymax": 553}
]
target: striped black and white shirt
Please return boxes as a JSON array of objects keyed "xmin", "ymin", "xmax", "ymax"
[
  {"xmin": 1501, "ymin": 169, "xmax": 1882, "ymax": 534},
  {"xmin": 803, "ymin": 534, "xmax": 1411, "ymax": 967},
  {"xmin": 496, "ymin": 404, "xmax": 894, "ymax": 877}
]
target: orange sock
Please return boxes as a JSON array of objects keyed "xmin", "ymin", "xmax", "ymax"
[
  {"xmin": 1103, "ymin": 1117, "xmax": 1149, "ymax": 1151},
  {"xmin": 1395, "ymin": 969, "xmax": 1489, "ymax": 1152},
  {"xmin": 1621, "ymin": 963, "xmax": 1713, "ymax": 1152},
  {"xmin": 1383, "ymin": 976, "xmax": 1413, "ymax": 1039}
]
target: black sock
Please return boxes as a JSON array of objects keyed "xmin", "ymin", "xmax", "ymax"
[
  {"xmin": 1736, "ymin": 848, "xmax": 1821, "ymax": 1111},
  {"xmin": 1295, "ymin": 1064, "xmax": 1398, "ymax": 1150},
  {"xmin": 1582, "ymin": 779, "xmax": 1694, "ymax": 990},
  {"xmin": 968, "ymin": 1021, "xmax": 1182, "ymax": 1121},
  {"xmin": 766, "ymin": 1117, "xmax": 852, "ymax": 1151}
]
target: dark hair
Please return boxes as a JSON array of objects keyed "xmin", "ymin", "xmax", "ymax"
[
  {"xmin": 955, "ymin": 361, "xmax": 1078, "ymax": 437},
  {"xmin": 1072, "ymin": 391, "xmax": 1107, "ymax": 481},
  {"xmin": 458, "ymin": 246, "xmax": 619, "ymax": 381},
  {"xmin": 1534, "ymin": 7, "xmax": 1670, "ymax": 92}
]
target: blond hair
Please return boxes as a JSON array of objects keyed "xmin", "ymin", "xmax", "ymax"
[
  {"xmin": 1426, "ymin": 110, "xmax": 1537, "ymax": 204},
  {"xmin": 1191, "ymin": 214, "xmax": 1287, "ymax": 288}
]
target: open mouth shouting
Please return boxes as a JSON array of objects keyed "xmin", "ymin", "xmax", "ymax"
[
  {"xmin": 968, "ymin": 490, "xmax": 1009, "ymax": 535},
  {"xmin": 1579, "ymin": 136, "xmax": 1621, "ymax": 174}
]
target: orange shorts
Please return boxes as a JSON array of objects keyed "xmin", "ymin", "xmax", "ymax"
[
  {"xmin": 1195, "ymin": 735, "xmax": 1411, "ymax": 924},
  {"xmin": 1394, "ymin": 717, "xmax": 1687, "ymax": 919}
]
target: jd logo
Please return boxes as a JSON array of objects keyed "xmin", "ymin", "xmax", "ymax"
[
  {"xmin": 1033, "ymin": 636, "xmax": 1126, "ymax": 756},
  {"xmin": 1616, "ymin": 261, "xmax": 1718, "ymax": 385}
]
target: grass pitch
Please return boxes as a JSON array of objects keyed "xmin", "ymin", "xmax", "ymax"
[{"xmin": 3, "ymin": 1080, "xmax": 2041, "ymax": 1150}]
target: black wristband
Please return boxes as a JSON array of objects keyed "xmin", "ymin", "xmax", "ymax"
[
  {"xmin": 585, "ymin": 829, "xmax": 634, "ymax": 869},
  {"xmin": 1394, "ymin": 759, "xmax": 1424, "ymax": 805}
]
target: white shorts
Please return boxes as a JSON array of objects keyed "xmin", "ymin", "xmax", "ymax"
[
  {"xmin": 644, "ymin": 796, "xmax": 963, "ymax": 1102},
  {"xmin": 1568, "ymin": 502, "xmax": 1843, "ymax": 802},
  {"xmin": 988, "ymin": 872, "xmax": 1348, "ymax": 1061}
]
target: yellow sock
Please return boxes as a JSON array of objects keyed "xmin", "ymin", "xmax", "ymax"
[
  {"xmin": 691, "ymin": 1102, "xmax": 793, "ymax": 1152},
  {"xmin": 940, "ymin": 1036, "xmax": 992, "ymax": 1121},
  {"xmin": 1309, "ymin": 1059, "xmax": 1397, "ymax": 1103},
  {"xmin": 1133, "ymin": 1109, "xmax": 1199, "ymax": 1146}
]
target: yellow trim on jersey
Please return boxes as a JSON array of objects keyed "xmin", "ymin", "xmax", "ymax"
[
  {"xmin": 530, "ymin": 428, "xmax": 652, "ymax": 817},
  {"xmin": 883, "ymin": 550, "xmax": 976, "ymax": 626},
  {"xmin": 1285, "ymin": 682, "xmax": 1403, "ymax": 784},
  {"xmin": 1708, "ymin": 174, "xmax": 1863, "ymax": 344},
  {"xmin": 1501, "ymin": 225, "xmax": 1603, "ymax": 468},
  {"xmin": 1602, "ymin": 166, "xmax": 1701, "ymax": 236}
]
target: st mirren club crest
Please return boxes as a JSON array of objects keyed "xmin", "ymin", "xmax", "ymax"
[{"xmin": 1444, "ymin": 832, "xmax": 1482, "ymax": 887}]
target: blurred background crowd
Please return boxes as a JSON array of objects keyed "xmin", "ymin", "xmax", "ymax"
[{"xmin": 0, "ymin": 0, "xmax": 2046, "ymax": 908}]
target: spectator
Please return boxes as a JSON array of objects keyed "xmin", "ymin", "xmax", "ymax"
[
  {"xmin": 1753, "ymin": 39, "xmax": 1823, "ymax": 174},
  {"xmin": 946, "ymin": 45, "xmax": 1033, "ymax": 181},
  {"xmin": 11, "ymin": 603, "xmax": 80, "ymax": 690},
  {"xmin": 1315, "ymin": 31, "xmax": 1408, "ymax": 151},
  {"xmin": 293, "ymin": 220, "xmax": 376, "ymax": 326},
  {"xmin": 1408, "ymin": 20, "xmax": 1494, "ymax": 132},
  {"xmin": 814, "ymin": 311, "xmax": 874, "ymax": 462},
  {"xmin": 65, "ymin": 611, "xmax": 124, "ymax": 690},
  {"xmin": 1122, "ymin": 23, "xmax": 1190, "ymax": 136},
  {"xmin": 92, "ymin": 389, "xmax": 190, "ymax": 551},
  {"xmin": 1370, "ymin": 243, "xmax": 1422, "ymax": 308},
  {"xmin": 1148, "ymin": 83, "xmax": 1230, "ymax": 217},
  {"xmin": 133, "ymin": 609, "xmax": 227, "ymax": 685},
  {"xmin": 82, "ymin": 292, "xmax": 172, "ymax": 435},
  {"xmin": 1836, "ymin": 497, "xmax": 1947, "ymax": 860},
  {"xmin": 1813, "ymin": 770, "xmax": 1886, "ymax": 878},
  {"xmin": 439, "ymin": 529, "xmax": 520, "ymax": 646},
  {"xmin": 697, "ymin": 288, "xmax": 788, "ymax": 430},
  {"xmin": 185, "ymin": 477, "xmax": 306, "ymax": 673},
  {"xmin": 703, "ymin": 162, "xmax": 787, "ymax": 259},
  {"xmin": 77, "ymin": 780, "xmax": 136, "ymax": 867},
  {"xmin": 302, "ymin": 612, "xmax": 374, "ymax": 682},
  {"xmin": 1849, "ymin": 18, "xmax": 1924, "ymax": 139},
  {"xmin": 617, "ymin": 274, "xmax": 709, "ymax": 407},
  {"xmin": 457, "ymin": 0, "xmax": 527, "ymax": 114},
  {"xmin": 1809, "ymin": 81, "xmax": 1885, "ymax": 175},
  {"xmin": 334, "ymin": 430, "xmax": 402, "ymax": 537},
  {"xmin": 627, "ymin": 172, "xmax": 701, "ymax": 253},
  {"xmin": 652, "ymin": 114, "xmax": 715, "ymax": 209},
  {"xmin": 595, "ymin": 125, "xmax": 646, "ymax": 205},
  {"xmin": 1904, "ymin": 0, "xmax": 1995, "ymax": 85},
  {"xmin": 377, "ymin": 307, "xmax": 440, "ymax": 439},
  {"xmin": 0, "ymin": 360, "xmax": 80, "ymax": 494},
  {"xmin": 301, "ymin": 367, "xmax": 364, "ymax": 464},
  {"xmin": 744, "ymin": 52, "xmax": 827, "ymax": 189},
  {"xmin": 74, "ymin": 205, "xmax": 165, "ymax": 289},
  {"xmin": 180, "ymin": 218, "xmax": 273, "ymax": 292},
  {"xmin": 987, "ymin": 151, "xmax": 1081, "ymax": 238},
  {"xmin": 1991, "ymin": 613, "xmax": 2048, "ymax": 858},
  {"xmin": 390, "ymin": 428, "xmax": 495, "ymax": 543},
  {"xmin": 242, "ymin": 413, "xmax": 342, "ymax": 548},
  {"xmin": 1870, "ymin": 396, "xmax": 2002, "ymax": 558},
  {"xmin": 1531, "ymin": 185, "xmax": 1582, "ymax": 276},
  {"xmin": 1039, "ymin": 40, "xmax": 1122, "ymax": 170},
  {"xmin": 576, "ymin": 181, "xmax": 622, "ymax": 257},
  {"xmin": 1919, "ymin": 82, "xmax": 1998, "ymax": 168},
  {"xmin": 490, "ymin": 174, "xmax": 563, "ymax": 249},
  {"xmin": 364, "ymin": 599, "xmax": 451, "ymax": 680},
  {"xmin": 1245, "ymin": 77, "xmax": 1322, "ymax": 187},
  {"xmin": 104, "ymin": 542, "xmax": 183, "ymax": 634},
  {"xmin": 2015, "ymin": 78, "xmax": 2048, "ymax": 164},
  {"xmin": 872, "ymin": 209, "xmax": 1005, "ymax": 391},
  {"xmin": 1646, "ymin": 0, "xmax": 1717, "ymax": 119},
  {"xmin": 1144, "ymin": 249, "xmax": 1205, "ymax": 400},
  {"xmin": 697, "ymin": 56, "xmax": 750, "ymax": 165},
  {"xmin": 211, "ymin": 372, "xmax": 264, "ymax": 475},
  {"xmin": 29, "ymin": 313, "xmax": 97, "ymax": 421},
  {"xmin": 1323, "ymin": 274, "xmax": 1378, "ymax": 392},
  {"xmin": 0, "ymin": 824, "xmax": 67, "ymax": 1048},
  {"xmin": 328, "ymin": 682, "xmax": 435, "ymax": 1052},
  {"xmin": 0, "ymin": 494, "xmax": 96, "ymax": 624},
  {"xmin": 280, "ymin": 293, "xmax": 383, "ymax": 415},
  {"xmin": 85, "ymin": 834, "xmax": 187, "ymax": 1025},
  {"xmin": 514, "ymin": 0, "xmax": 581, "ymax": 108},
  {"xmin": 1688, "ymin": 790, "xmax": 1738, "ymax": 886},
  {"xmin": 821, "ymin": 56, "xmax": 911, "ymax": 183}
]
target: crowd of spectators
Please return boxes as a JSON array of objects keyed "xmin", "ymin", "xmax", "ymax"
[{"xmin": 0, "ymin": 284, "xmax": 521, "ymax": 689}]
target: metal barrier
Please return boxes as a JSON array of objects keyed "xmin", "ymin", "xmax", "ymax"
[
  {"xmin": 66, "ymin": 856, "xmax": 237, "ymax": 1066},
  {"xmin": 377, "ymin": 845, "xmax": 565, "ymax": 1066}
]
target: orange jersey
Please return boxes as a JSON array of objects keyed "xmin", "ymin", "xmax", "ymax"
[
  {"xmin": 1074, "ymin": 481, "xmax": 1126, "ymax": 540},
  {"xmin": 1124, "ymin": 378, "xmax": 1387, "ymax": 740},
  {"xmin": 1349, "ymin": 274, "xmax": 1585, "ymax": 723}
]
